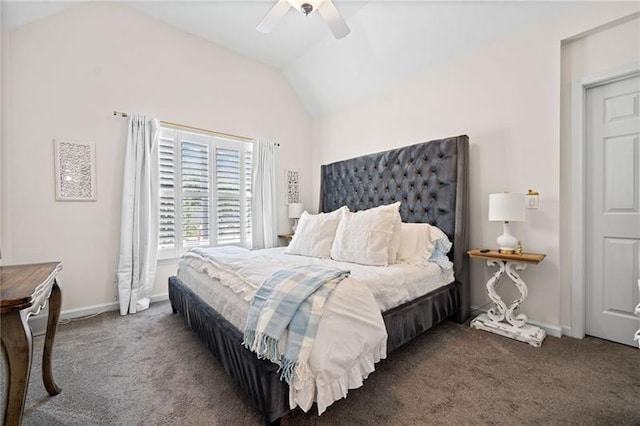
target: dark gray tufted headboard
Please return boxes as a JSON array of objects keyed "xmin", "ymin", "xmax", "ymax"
[{"xmin": 319, "ymin": 135, "xmax": 469, "ymax": 321}]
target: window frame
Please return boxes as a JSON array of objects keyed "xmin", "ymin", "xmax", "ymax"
[{"xmin": 158, "ymin": 125, "xmax": 253, "ymax": 260}]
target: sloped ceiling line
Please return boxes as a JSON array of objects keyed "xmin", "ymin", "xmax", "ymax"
[{"xmin": 2, "ymin": 1, "xmax": 569, "ymax": 116}]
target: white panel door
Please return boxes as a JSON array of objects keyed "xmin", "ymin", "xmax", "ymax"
[{"xmin": 586, "ymin": 75, "xmax": 640, "ymax": 346}]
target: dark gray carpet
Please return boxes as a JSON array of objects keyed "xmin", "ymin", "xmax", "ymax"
[{"xmin": 1, "ymin": 301, "xmax": 639, "ymax": 425}]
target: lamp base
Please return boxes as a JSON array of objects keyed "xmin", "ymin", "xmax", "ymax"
[{"xmin": 496, "ymin": 222, "xmax": 519, "ymax": 253}]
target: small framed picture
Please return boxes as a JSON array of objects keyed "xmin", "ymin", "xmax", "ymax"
[
  {"xmin": 54, "ymin": 140, "xmax": 97, "ymax": 201},
  {"xmin": 285, "ymin": 169, "xmax": 299, "ymax": 204}
]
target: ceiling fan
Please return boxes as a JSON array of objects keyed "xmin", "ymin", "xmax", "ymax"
[{"xmin": 257, "ymin": 0, "xmax": 351, "ymax": 39}]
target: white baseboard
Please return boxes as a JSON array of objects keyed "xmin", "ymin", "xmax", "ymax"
[
  {"xmin": 470, "ymin": 305, "xmax": 563, "ymax": 338},
  {"xmin": 29, "ymin": 293, "xmax": 169, "ymax": 337},
  {"xmin": 562, "ymin": 325, "xmax": 577, "ymax": 338}
]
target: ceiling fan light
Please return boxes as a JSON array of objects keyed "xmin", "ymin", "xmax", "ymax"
[
  {"xmin": 301, "ymin": 3, "xmax": 313, "ymax": 16},
  {"xmin": 287, "ymin": 0, "xmax": 322, "ymax": 15},
  {"xmin": 259, "ymin": 0, "xmax": 350, "ymax": 39}
]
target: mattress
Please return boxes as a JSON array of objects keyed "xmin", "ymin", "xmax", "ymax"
[
  {"xmin": 177, "ymin": 260, "xmax": 250, "ymax": 331},
  {"xmin": 178, "ymin": 246, "xmax": 455, "ymax": 314}
]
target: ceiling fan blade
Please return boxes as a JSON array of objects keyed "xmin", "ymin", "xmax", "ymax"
[
  {"xmin": 318, "ymin": 0, "xmax": 350, "ymax": 39},
  {"xmin": 257, "ymin": 0, "xmax": 292, "ymax": 33}
]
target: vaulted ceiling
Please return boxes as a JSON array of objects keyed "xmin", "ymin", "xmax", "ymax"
[{"xmin": 2, "ymin": 1, "xmax": 570, "ymax": 116}]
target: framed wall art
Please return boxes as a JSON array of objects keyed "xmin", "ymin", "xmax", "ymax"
[
  {"xmin": 285, "ymin": 169, "xmax": 299, "ymax": 204},
  {"xmin": 54, "ymin": 140, "xmax": 97, "ymax": 201}
]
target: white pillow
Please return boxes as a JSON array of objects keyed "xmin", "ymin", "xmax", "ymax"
[
  {"xmin": 331, "ymin": 202, "xmax": 400, "ymax": 266},
  {"xmin": 397, "ymin": 222, "xmax": 452, "ymax": 268},
  {"xmin": 285, "ymin": 206, "xmax": 348, "ymax": 258},
  {"xmin": 397, "ymin": 223, "xmax": 432, "ymax": 264}
]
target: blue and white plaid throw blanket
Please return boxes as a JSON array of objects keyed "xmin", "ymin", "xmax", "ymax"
[{"xmin": 242, "ymin": 265, "xmax": 350, "ymax": 384}]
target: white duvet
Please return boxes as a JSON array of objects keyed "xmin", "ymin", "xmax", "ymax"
[{"xmin": 178, "ymin": 246, "xmax": 454, "ymax": 414}]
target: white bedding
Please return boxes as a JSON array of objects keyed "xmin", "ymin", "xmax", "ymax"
[
  {"xmin": 176, "ymin": 246, "xmax": 454, "ymax": 414},
  {"xmin": 181, "ymin": 246, "xmax": 454, "ymax": 312}
]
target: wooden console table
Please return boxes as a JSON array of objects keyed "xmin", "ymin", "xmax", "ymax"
[{"xmin": 1, "ymin": 262, "xmax": 63, "ymax": 425}]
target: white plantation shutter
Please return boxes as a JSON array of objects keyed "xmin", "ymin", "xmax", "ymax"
[
  {"xmin": 181, "ymin": 139, "xmax": 210, "ymax": 248},
  {"xmin": 216, "ymin": 147, "xmax": 241, "ymax": 245},
  {"xmin": 158, "ymin": 129, "xmax": 177, "ymax": 258},
  {"xmin": 244, "ymin": 150, "xmax": 253, "ymax": 248},
  {"xmin": 215, "ymin": 145, "xmax": 252, "ymax": 247},
  {"xmin": 157, "ymin": 126, "xmax": 252, "ymax": 259}
]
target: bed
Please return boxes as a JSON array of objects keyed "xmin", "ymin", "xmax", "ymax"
[{"xmin": 168, "ymin": 134, "xmax": 469, "ymax": 423}]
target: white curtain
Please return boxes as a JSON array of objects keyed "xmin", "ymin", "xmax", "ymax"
[
  {"xmin": 251, "ymin": 138, "xmax": 278, "ymax": 249},
  {"xmin": 117, "ymin": 114, "xmax": 160, "ymax": 315}
]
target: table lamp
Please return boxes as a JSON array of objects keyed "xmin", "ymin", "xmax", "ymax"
[
  {"xmin": 489, "ymin": 193, "xmax": 525, "ymax": 254},
  {"xmin": 288, "ymin": 203, "xmax": 304, "ymax": 233}
]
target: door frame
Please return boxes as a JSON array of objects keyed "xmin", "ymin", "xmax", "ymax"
[{"xmin": 571, "ymin": 64, "xmax": 640, "ymax": 338}]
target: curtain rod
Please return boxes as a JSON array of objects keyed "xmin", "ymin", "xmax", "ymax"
[{"xmin": 113, "ymin": 110, "xmax": 279, "ymax": 146}]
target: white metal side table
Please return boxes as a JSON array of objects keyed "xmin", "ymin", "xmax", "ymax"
[{"xmin": 468, "ymin": 249, "xmax": 547, "ymax": 347}]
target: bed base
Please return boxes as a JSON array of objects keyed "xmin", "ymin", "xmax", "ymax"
[
  {"xmin": 168, "ymin": 276, "xmax": 289, "ymax": 423},
  {"xmin": 169, "ymin": 275, "xmax": 461, "ymax": 423}
]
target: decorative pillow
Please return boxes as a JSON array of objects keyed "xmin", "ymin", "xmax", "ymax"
[
  {"xmin": 396, "ymin": 223, "xmax": 432, "ymax": 264},
  {"xmin": 427, "ymin": 226, "xmax": 453, "ymax": 271},
  {"xmin": 331, "ymin": 202, "xmax": 401, "ymax": 266},
  {"xmin": 397, "ymin": 223, "xmax": 453, "ymax": 270},
  {"xmin": 285, "ymin": 206, "xmax": 348, "ymax": 258}
]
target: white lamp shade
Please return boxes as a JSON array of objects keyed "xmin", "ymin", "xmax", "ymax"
[
  {"xmin": 488, "ymin": 193, "xmax": 525, "ymax": 222},
  {"xmin": 288, "ymin": 203, "xmax": 304, "ymax": 219}
]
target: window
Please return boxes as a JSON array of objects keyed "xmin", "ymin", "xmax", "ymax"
[{"xmin": 158, "ymin": 126, "xmax": 253, "ymax": 259}]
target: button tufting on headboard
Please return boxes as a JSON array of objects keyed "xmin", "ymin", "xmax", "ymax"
[
  {"xmin": 320, "ymin": 136, "xmax": 466, "ymax": 242},
  {"xmin": 319, "ymin": 135, "xmax": 470, "ymax": 323}
]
